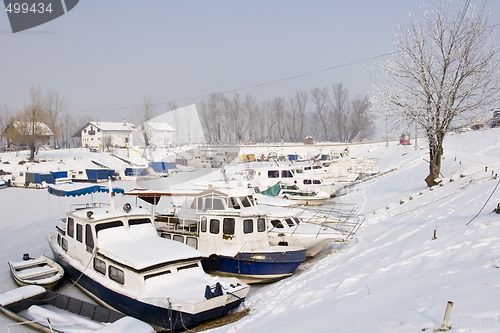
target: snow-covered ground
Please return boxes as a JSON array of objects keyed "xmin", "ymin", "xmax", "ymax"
[{"xmin": 1, "ymin": 128, "xmax": 499, "ymax": 332}]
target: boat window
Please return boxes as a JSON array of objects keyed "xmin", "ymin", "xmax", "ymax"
[
  {"xmin": 57, "ymin": 234, "xmax": 61, "ymax": 245},
  {"xmin": 313, "ymin": 180, "xmax": 322, "ymax": 184},
  {"xmin": 67, "ymin": 217, "xmax": 74, "ymax": 238},
  {"xmin": 303, "ymin": 179, "xmax": 312, "ymax": 185},
  {"xmin": 173, "ymin": 235, "xmax": 184, "ymax": 243},
  {"xmin": 95, "ymin": 221, "xmax": 124, "ymax": 237},
  {"xmin": 293, "ymin": 217, "xmax": 301, "ymax": 225},
  {"xmin": 285, "ymin": 218, "xmax": 295, "ymax": 227},
  {"xmin": 210, "ymin": 219, "xmax": 220, "ymax": 234},
  {"xmin": 268, "ymin": 170, "xmax": 279, "ymax": 178},
  {"xmin": 85, "ymin": 224, "xmax": 94, "ymax": 252},
  {"xmin": 223, "ymin": 218, "xmax": 235, "ymax": 235},
  {"xmin": 281, "ymin": 170, "xmax": 294, "ymax": 178},
  {"xmin": 205, "ymin": 198, "xmax": 224, "ymax": 210},
  {"xmin": 270, "ymin": 220, "xmax": 284, "ymax": 229},
  {"xmin": 257, "ymin": 218, "xmax": 266, "ymax": 232},
  {"xmin": 178, "ymin": 263, "xmax": 199, "ymax": 271},
  {"xmin": 243, "ymin": 219, "xmax": 253, "ymax": 234},
  {"xmin": 228, "ymin": 197, "xmax": 240, "ymax": 209},
  {"xmin": 94, "ymin": 258, "xmax": 106, "ymax": 275},
  {"xmin": 305, "ymin": 166, "xmax": 311, "ymax": 171},
  {"xmin": 76, "ymin": 224, "xmax": 83, "ymax": 243},
  {"xmin": 62, "ymin": 238, "xmax": 68, "ymax": 251},
  {"xmin": 160, "ymin": 233, "xmax": 171, "ymax": 239},
  {"xmin": 186, "ymin": 237, "xmax": 198, "ymax": 249},
  {"xmin": 240, "ymin": 196, "xmax": 252, "ymax": 208},
  {"xmin": 144, "ymin": 270, "xmax": 171, "ymax": 280},
  {"xmin": 109, "ymin": 265, "xmax": 125, "ymax": 285},
  {"xmin": 201, "ymin": 216, "xmax": 207, "ymax": 232},
  {"xmin": 313, "ymin": 165, "xmax": 322, "ymax": 170},
  {"xmin": 129, "ymin": 218, "xmax": 151, "ymax": 226},
  {"xmin": 192, "ymin": 197, "xmax": 203, "ymax": 210}
]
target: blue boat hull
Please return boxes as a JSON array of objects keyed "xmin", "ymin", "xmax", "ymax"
[
  {"xmin": 49, "ymin": 245, "xmax": 243, "ymax": 331},
  {"xmin": 202, "ymin": 249, "xmax": 307, "ymax": 283}
]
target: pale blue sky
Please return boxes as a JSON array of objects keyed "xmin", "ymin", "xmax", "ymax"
[{"xmin": 1, "ymin": 1, "xmax": 499, "ymax": 122}]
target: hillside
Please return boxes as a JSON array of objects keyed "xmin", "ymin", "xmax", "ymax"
[{"xmin": 209, "ymin": 128, "xmax": 500, "ymax": 332}]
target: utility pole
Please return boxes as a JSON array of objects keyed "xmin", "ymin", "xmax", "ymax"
[
  {"xmin": 414, "ymin": 121, "xmax": 418, "ymax": 151},
  {"xmin": 386, "ymin": 111, "xmax": 389, "ymax": 147}
]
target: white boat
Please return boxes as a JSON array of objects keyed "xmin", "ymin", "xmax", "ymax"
[
  {"xmin": 126, "ymin": 188, "xmax": 307, "ymax": 284},
  {"xmin": 245, "ymin": 165, "xmax": 343, "ymax": 196},
  {"xmin": 46, "ymin": 182, "xmax": 249, "ymax": 331},
  {"xmin": 8, "ymin": 254, "xmax": 64, "ymax": 290},
  {"xmin": 260, "ymin": 182, "xmax": 330, "ymax": 206},
  {"xmin": 0, "ymin": 285, "xmax": 155, "ymax": 333}
]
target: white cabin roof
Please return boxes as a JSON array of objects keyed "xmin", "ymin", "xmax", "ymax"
[{"xmin": 97, "ymin": 224, "xmax": 201, "ymax": 271}]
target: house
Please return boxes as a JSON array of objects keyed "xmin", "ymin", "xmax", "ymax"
[
  {"xmin": 130, "ymin": 121, "xmax": 176, "ymax": 148},
  {"xmin": 74, "ymin": 121, "xmax": 135, "ymax": 149},
  {"xmin": 3, "ymin": 120, "xmax": 54, "ymax": 149}
]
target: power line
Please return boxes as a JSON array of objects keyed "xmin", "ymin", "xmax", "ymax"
[{"xmin": 76, "ymin": 51, "xmax": 400, "ymax": 113}]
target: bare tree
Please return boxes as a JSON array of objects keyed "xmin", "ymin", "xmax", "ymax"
[
  {"xmin": 349, "ymin": 95, "xmax": 374, "ymax": 142},
  {"xmin": 289, "ymin": 90, "xmax": 308, "ymax": 142},
  {"xmin": 5, "ymin": 87, "xmax": 50, "ymax": 160},
  {"xmin": 331, "ymin": 83, "xmax": 350, "ymax": 142},
  {"xmin": 44, "ymin": 89, "xmax": 67, "ymax": 148},
  {"xmin": 134, "ymin": 95, "xmax": 158, "ymax": 149},
  {"xmin": 375, "ymin": 2, "xmax": 500, "ymax": 186},
  {"xmin": 311, "ymin": 87, "xmax": 331, "ymax": 142}
]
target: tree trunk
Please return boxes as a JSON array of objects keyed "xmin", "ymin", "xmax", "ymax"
[{"xmin": 425, "ymin": 136, "xmax": 443, "ymax": 187}]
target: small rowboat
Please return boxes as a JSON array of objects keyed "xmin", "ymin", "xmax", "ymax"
[
  {"xmin": 8, "ymin": 254, "xmax": 64, "ymax": 290},
  {"xmin": 0, "ymin": 286, "xmax": 155, "ymax": 333}
]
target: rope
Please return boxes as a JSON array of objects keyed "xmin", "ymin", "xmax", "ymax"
[{"xmin": 466, "ymin": 177, "xmax": 500, "ymax": 225}]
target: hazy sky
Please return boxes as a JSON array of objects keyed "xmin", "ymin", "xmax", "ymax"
[{"xmin": 1, "ymin": 1, "xmax": 499, "ymax": 122}]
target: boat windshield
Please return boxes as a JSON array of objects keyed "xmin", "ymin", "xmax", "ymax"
[
  {"xmin": 270, "ymin": 220, "xmax": 284, "ymax": 229},
  {"xmin": 95, "ymin": 221, "xmax": 124, "ymax": 237}
]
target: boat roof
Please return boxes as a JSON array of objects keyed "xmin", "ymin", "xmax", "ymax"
[
  {"xmin": 70, "ymin": 206, "xmax": 150, "ymax": 221},
  {"xmin": 48, "ymin": 183, "xmax": 124, "ymax": 197},
  {"xmin": 97, "ymin": 224, "xmax": 201, "ymax": 271}
]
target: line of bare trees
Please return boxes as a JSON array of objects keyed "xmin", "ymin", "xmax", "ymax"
[
  {"xmin": 1, "ymin": 86, "xmax": 89, "ymax": 160},
  {"xmin": 197, "ymin": 83, "xmax": 375, "ymax": 144}
]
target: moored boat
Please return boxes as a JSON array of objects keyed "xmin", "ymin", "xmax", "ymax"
[
  {"xmin": 8, "ymin": 254, "xmax": 64, "ymax": 290},
  {"xmin": 0, "ymin": 285, "xmax": 155, "ymax": 333},
  {"xmin": 126, "ymin": 188, "xmax": 307, "ymax": 284},
  {"xmin": 46, "ymin": 182, "xmax": 250, "ymax": 331}
]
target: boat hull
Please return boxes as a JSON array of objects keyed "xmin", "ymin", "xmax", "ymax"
[
  {"xmin": 202, "ymin": 248, "xmax": 307, "ymax": 284},
  {"xmin": 48, "ymin": 243, "xmax": 244, "ymax": 331},
  {"xmin": 8, "ymin": 255, "xmax": 64, "ymax": 290}
]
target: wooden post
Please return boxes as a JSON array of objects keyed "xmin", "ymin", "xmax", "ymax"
[{"xmin": 434, "ymin": 301, "xmax": 453, "ymax": 331}]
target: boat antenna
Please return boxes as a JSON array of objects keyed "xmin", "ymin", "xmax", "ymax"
[{"xmin": 108, "ymin": 178, "xmax": 116, "ymax": 211}]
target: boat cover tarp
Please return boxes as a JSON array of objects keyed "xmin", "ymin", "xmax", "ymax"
[
  {"xmin": 47, "ymin": 183, "xmax": 124, "ymax": 197},
  {"xmin": 124, "ymin": 168, "xmax": 147, "ymax": 177},
  {"xmin": 261, "ymin": 182, "xmax": 281, "ymax": 196},
  {"xmin": 86, "ymin": 169, "xmax": 112, "ymax": 180},
  {"xmin": 50, "ymin": 171, "xmax": 68, "ymax": 179},
  {"xmin": 148, "ymin": 162, "xmax": 177, "ymax": 173}
]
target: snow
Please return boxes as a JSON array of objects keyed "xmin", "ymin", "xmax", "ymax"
[
  {"xmin": 0, "ymin": 286, "xmax": 45, "ymax": 306},
  {"xmin": 97, "ymin": 224, "xmax": 201, "ymax": 271},
  {"xmin": 1, "ymin": 128, "xmax": 500, "ymax": 332}
]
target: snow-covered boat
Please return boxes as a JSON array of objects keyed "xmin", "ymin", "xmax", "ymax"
[
  {"xmin": 260, "ymin": 182, "xmax": 330, "ymax": 206},
  {"xmin": 0, "ymin": 178, "xmax": 6, "ymax": 189},
  {"xmin": 0, "ymin": 285, "xmax": 155, "ymax": 333},
  {"xmin": 8, "ymin": 254, "xmax": 64, "ymax": 290},
  {"xmin": 45, "ymin": 182, "xmax": 249, "ymax": 331},
  {"xmin": 126, "ymin": 188, "xmax": 307, "ymax": 284},
  {"xmin": 244, "ymin": 165, "xmax": 343, "ymax": 196}
]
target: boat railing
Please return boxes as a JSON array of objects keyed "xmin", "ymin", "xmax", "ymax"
[
  {"xmin": 71, "ymin": 202, "xmax": 110, "ymax": 211},
  {"xmin": 297, "ymin": 203, "xmax": 365, "ymax": 241},
  {"xmin": 155, "ymin": 215, "xmax": 199, "ymax": 236}
]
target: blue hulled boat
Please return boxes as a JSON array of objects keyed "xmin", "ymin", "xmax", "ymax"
[{"xmin": 46, "ymin": 183, "xmax": 249, "ymax": 331}]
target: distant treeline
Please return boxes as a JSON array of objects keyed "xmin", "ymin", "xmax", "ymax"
[{"xmin": 197, "ymin": 83, "xmax": 375, "ymax": 144}]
